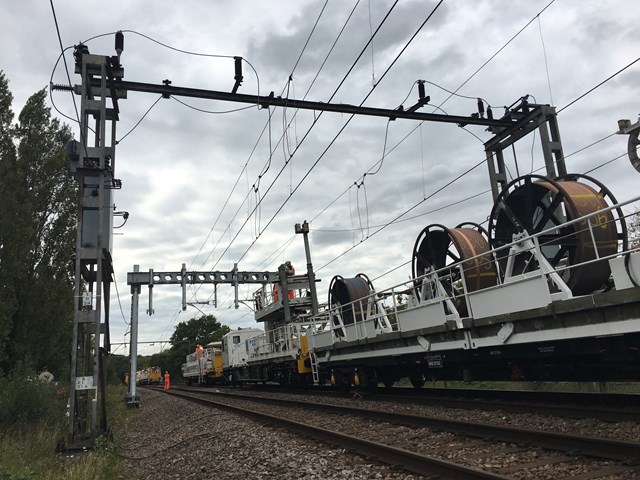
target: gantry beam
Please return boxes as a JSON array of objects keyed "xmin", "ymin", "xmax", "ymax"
[{"xmin": 89, "ymin": 78, "xmax": 513, "ymax": 128}]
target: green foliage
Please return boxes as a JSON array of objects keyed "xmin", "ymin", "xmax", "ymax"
[
  {"xmin": 0, "ymin": 384, "xmax": 132, "ymax": 480},
  {"xmin": 105, "ymin": 354, "xmax": 130, "ymax": 385},
  {"xmin": 629, "ymin": 208, "xmax": 640, "ymax": 250},
  {"xmin": 0, "ymin": 369, "xmax": 65, "ymax": 428},
  {"xmin": 0, "ymin": 72, "xmax": 75, "ymax": 376},
  {"xmin": 170, "ymin": 313, "xmax": 229, "ymax": 347}
]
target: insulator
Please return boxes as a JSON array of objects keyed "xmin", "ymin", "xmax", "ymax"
[
  {"xmin": 234, "ymin": 56, "xmax": 243, "ymax": 82},
  {"xmin": 52, "ymin": 83, "xmax": 73, "ymax": 92},
  {"xmin": 477, "ymin": 98, "xmax": 485, "ymax": 118},
  {"xmin": 417, "ymin": 80, "xmax": 426, "ymax": 100},
  {"xmin": 115, "ymin": 31, "xmax": 124, "ymax": 55}
]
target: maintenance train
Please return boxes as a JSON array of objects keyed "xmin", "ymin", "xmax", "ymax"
[
  {"xmin": 135, "ymin": 366, "xmax": 162, "ymax": 385},
  {"xmin": 179, "ymin": 174, "xmax": 640, "ymax": 390},
  {"xmin": 179, "ymin": 101, "xmax": 640, "ymax": 390}
]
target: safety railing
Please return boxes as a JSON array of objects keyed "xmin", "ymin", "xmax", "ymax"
[{"xmin": 308, "ymin": 194, "xmax": 640, "ymax": 346}]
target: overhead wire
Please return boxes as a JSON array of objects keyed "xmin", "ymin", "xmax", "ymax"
[
  {"xmin": 436, "ymin": 0, "xmax": 555, "ymax": 109},
  {"xmin": 161, "ymin": 1, "xmax": 333, "ymax": 333},
  {"xmin": 211, "ymin": 0, "xmax": 405, "ymax": 268},
  {"xmin": 557, "ymin": 55, "xmax": 640, "ymax": 114},
  {"xmin": 240, "ymin": 0, "xmax": 363, "ymax": 272},
  {"xmin": 317, "ymin": 155, "xmax": 487, "ymax": 271},
  {"xmin": 291, "ymin": 3, "xmax": 565, "ymax": 269},
  {"xmin": 116, "ymin": 95, "xmax": 163, "ymax": 144},
  {"xmin": 234, "ymin": 0, "xmax": 444, "ymax": 265},
  {"xmin": 195, "ymin": 0, "xmax": 332, "ymax": 274}
]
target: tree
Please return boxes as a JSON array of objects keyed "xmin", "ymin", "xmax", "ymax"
[
  {"xmin": 0, "ymin": 72, "xmax": 76, "ymax": 376},
  {"xmin": 170, "ymin": 314, "xmax": 230, "ymax": 348},
  {"xmin": 159, "ymin": 314, "xmax": 230, "ymax": 377},
  {"xmin": 0, "ymin": 71, "xmax": 18, "ymax": 369},
  {"xmin": 629, "ymin": 208, "xmax": 640, "ymax": 250}
]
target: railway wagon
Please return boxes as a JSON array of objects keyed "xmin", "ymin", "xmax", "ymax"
[{"xmin": 218, "ymin": 173, "xmax": 640, "ymax": 390}]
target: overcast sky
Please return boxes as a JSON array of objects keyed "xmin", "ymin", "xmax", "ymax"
[{"xmin": 2, "ymin": 0, "xmax": 639, "ymax": 356}]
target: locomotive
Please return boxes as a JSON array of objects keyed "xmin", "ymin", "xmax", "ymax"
[
  {"xmin": 210, "ymin": 172, "xmax": 640, "ymax": 390},
  {"xmin": 181, "ymin": 342, "xmax": 226, "ymax": 385},
  {"xmin": 136, "ymin": 366, "xmax": 162, "ymax": 385}
]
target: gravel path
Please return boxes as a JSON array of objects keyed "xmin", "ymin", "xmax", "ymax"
[{"xmin": 119, "ymin": 389, "xmax": 425, "ymax": 480}]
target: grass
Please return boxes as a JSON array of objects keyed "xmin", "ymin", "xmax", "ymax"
[{"xmin": 0, "ymin": 374, "xmax": 136, "ymax": 480}]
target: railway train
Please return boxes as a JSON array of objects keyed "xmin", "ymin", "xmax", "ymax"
[
  {"xmin": 135, "ymin": 366, "xmax": 162, "ymax": 385},
  {"xmin": 181, "ymin": 342, "xmax": 225, "ymax": 385},
  {"xmin": 175, "ymin": 101, "xmax": 640, "ymax": 390},
  {"xmin": 180, "ymin": 173, "xmax": 640, "ymax": 390}
]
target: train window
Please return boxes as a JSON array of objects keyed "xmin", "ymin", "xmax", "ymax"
[{"xmin": 233, "ymin": 335, "xmax": 240, "ymax": 344}]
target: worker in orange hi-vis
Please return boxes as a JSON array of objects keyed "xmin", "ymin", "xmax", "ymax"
[{"xmin": 163, "ymin": 371, "xmax": 170, "ymax": 391}]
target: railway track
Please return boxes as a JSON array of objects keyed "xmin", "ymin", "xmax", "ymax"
[
  {"xmin": 230, "ymin": 383, "xmax": 640, "ymax": 423},
  {"xmin": 192, "ymin": 383, "xmax": 640, "ymax": 423},
  {"xmin": 158, "ymin": 386, "xmax": 640, "ymax": 479}
]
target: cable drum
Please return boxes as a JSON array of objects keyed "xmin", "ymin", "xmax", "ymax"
[
  {"xmin": 328, "ymin": 274, "xmax": 375, "ymax": 327},
  {"xmin": 411, "ymin": 223, "xmax": 497, "ymax": 314},
  {"xmin": 488, "ymin": 174, "xmax": 625, "ymax": 295}
]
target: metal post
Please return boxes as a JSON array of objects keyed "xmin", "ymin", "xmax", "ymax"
[
  {"xmin": 296, "ymin": 221, "xmax": 319, "ymax": 315},
  {"xmin": 125, "ymin": 265, "xmax": 140, "ymax": 407},
  {"xmin": 181, "ymin": 263, "xmax": 187, "ymax": 310}
]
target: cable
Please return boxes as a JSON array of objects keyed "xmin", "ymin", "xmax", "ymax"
[
  {"xmin": 289, "ymin": 0, "xmax": 328, "ymax": 76},
  {"xmin": 193, "ymin": 0, "xmax": 338, "ymax": 274},
  {"xmin": 317, "ymin": 156, "xmax": 487, "ymax": 271},
  {"xmin": 116, "ymin": 95, "xmax": 163, "ymax": 144},
  {"xmin": 209, "ymin": 0, "xmax": 404, "ymax": 269},
  {"xmin": 436, "ymin": 0, "xmax": 555, "ymax": 109},
  {"xmin": 171, "ymin": 97, "xmax": 257, "ymax": 115},
  {"xmin": 584, "ymin": 152, "xmax": 627, "ymax": 174},
  {"xmin": 558, "ymin": 55, "xmax": 640, "ymax": 113},
  {"xmin": 113, "ymin": 276, "xmax": 130, "ymax": 326},
  {"xmin": 313, "ymin": 188, "xmax": 491, "ymax": 233},
  {"xmin": 537, "ymin": 15, "xmax": 554, "ymax": 106},
  {"xmin": 209, "ymin": 0, "xmax": 361, "ymax": 276},
  {"xmin": 163, "ymin": 3, "xmax": 336, "ymax": 332},
  {"xmin": 235, "ymin": 0, "xmax": 444, "ymax": 265},
  {"xmin": 564, "ymin": 132, "xmax": 617, "ymax": 159},
  {"xmin": 49, "ymin": 1, "xmax": 81, "ymax": 127}
]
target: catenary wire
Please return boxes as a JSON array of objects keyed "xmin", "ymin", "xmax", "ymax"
[
  {"xmin": 557, "ymin": 56, "xmax": 640, "ymax": 114},
  {"xmin": 161, "ymin": 2, "xmax": 334, "ymax": 334},
  {"xmin": 234, "ymin": 1, "xmax": 443, "ymax": 265},
  {"xmin": 208, "ymin": 0, "xmax": 403, "ymax": 270},
  {"xmin": 116, "ymin": 95, "xmax": 163, "ymax": 144},
  {"xmin": 436, "ymin": 0, "xmax": 555, "ymax": 109}
]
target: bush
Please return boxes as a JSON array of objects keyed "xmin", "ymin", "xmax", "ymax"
[{"xmin": 0, "ymin": 370, "xmax": 66, "ymax": 428}]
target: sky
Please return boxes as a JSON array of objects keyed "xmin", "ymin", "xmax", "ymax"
[{"xmin": 2, "ymin": 0, "xmax": 639, "ymax": 356}]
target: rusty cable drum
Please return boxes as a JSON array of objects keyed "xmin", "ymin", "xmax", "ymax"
[
  {"xmin": 411, "ymin": 223, "xmax": 497, "ymax": 314},
  {"xmin": 328, "ymin": 274, "xmax": 374, "ymax": 326},
  {"xmin": 488, "ymin": 174, "xmax": 625, "ymax": 295}
]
